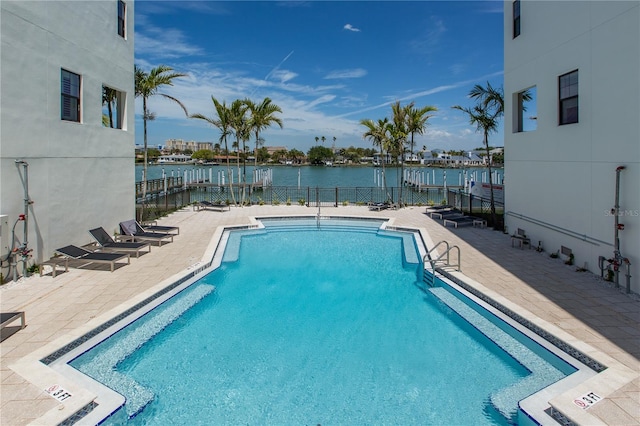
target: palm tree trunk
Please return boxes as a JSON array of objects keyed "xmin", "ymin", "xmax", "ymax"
[
  {"xmin": 141, "ymin": 97, "xmax": 148, "ymax": 221},
  {"xmin": 241, "ymin": 140, "xmax": 247, "ymax": 205},
  {"xmin": 236, "ymin": 140, "xmax": 241, "ymax": 206},
  {"xmin": 224, "ymin": 139, "xmax": 236, "ymax": 206},
  {"xmin": 485, "ymin": 131, "xmax": 497, "ymax": 227},
  {"xmin": 254, "ymin": 132, "xmax": 259, "ymax": 169},
  {"xmin": 381, "ymin": 151, "xmax": 392, "ymax": 204},
  {"xmin": 398, "ymin": 153, "xmax": 404, "ymax": 207},
  {"xmin": 107, "ymin": 102, "xmax": 114, "ymax": 128}
]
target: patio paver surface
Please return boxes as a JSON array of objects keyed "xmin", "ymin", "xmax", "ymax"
[{"xmin": 1, "ymin": 205, "xmax": 638, "ymax": 425}]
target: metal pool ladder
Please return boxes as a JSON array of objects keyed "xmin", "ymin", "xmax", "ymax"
[{"xmin": 423, "ymin": 240, "xmax": 461, "ymax": 287}]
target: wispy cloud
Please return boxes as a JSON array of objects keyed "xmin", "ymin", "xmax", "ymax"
[
  {"xmin": 334, "ymin": 71, "xmax": 503, "ymax": 118},
  {"xmin": 263, "ymin": 51, "xmax": 295, "ymax": 81},
  {"xmin": 137, "ymin": 60, "xmax": 358, "ymax": 134},
  {"xmin": 335, "ymin": 94, "xmax": 368, "ymax": 109},
  {"xmin": 324, "ymin": 68, "xmax": 367, "ymax": 79},
  {"xmin": 410, "ymin": 16, "xmax": 447, "ymax": 55},
  {"xmin": 449, "ymin": 63, "xmax": 466, "ymax": 76},
  {"xmin": 270, "ymin": 69, "xmax": 298, "ymax": 84},
  {"xmin": 305, "ymin": 94, "xmax": 337, "ymax": 109},
  {"xmin": 479, "ymin": 3, "xmax": 505, "ymax": 14},
  {"xmin": 139, "ymin": 2, "xmax": 231, "ymax": 16},
  {"xmin": 135, "ymin": 23, "xmax": 203, "ymax": 59},
  {"xmin": 343, "ymin": 24, "xmax": 361, "ymax": 32}
]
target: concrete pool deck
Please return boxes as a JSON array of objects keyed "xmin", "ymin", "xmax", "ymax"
[{"xmin": 1, "ymin": 205, "xmax": 638, "ymax": 425}]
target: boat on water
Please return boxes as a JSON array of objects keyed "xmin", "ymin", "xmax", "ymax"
[{"xmin": 157, "ymin": 154, "xmax": 194, "ymax": 164}]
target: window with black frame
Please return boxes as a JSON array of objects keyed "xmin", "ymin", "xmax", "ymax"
[
  {"xmin": 118, "ymin": 0, "xmax": 126, "ymax": 38},
  {"xmin": 61, "ymin": 69, "xmax": 81, "ymax": 122},
  {"xmin": 559, "ymin": 70, "xmax": 579, "ymax": 125},
  {"xmin": 513, "ymin": 0, "xmax": 521, "ymax": 38}
]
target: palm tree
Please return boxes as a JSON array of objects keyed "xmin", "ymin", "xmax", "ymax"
[
  {"xmin": 256, "ymin": 137, "xmax": 266, "ymax": 160},
  {"xmin": 315, "ymin": 136, "xmax": 319, "ymax": 145},
  {"xmin": 190, "ymin": 96, "xmax": 237, "ymax": 206},
  {"xmin": 321, "ymin": 136, "xmax": 326, "ymax": 145},
  {"xmin": 469, "ymin": 82, "xmax": 505, "ymax": 115},
  {"xmin": 389, "ymin": 101, "xmax": 409, "ymax": 206},
  {"xmin": 453, "ymin": 82, "xmax": 505, "ymax": 227},
  {"xmin": 102, "ymin": 86, "xmax": 117, "ymax": 128},
  {"xmin": 228, "ymin": 99, "xmax": 250, "ymax": 205},
  {"xmin": 405, "ymin": 102, "xmax": 437, "ymax": 167},
  {"xmin": 400, "ymin": 102, "xmax": 438, "ymax": 205},
  {"xmin": 135, "ymin": 65, "xmax": 187, "ymax": 219},
  {"xmin": 245, "ymin": 97, "xmax": 283, "ymax": 168},
  {"xmin": 289, "ymin": 148, "xmax": 304, "ymax": 164},
  {"xmin": 361, "ymin": 117, "xmax": 393, "ymax": 203}
]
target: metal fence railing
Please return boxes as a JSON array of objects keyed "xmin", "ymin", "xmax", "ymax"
[
  {"xmin": 187, "ymin": 185, "xmax": 451, "ymax": 208},
  {"xmin": 135, "ymin": 180, "xmax": 504, "ymax": 228},
  {"xmin": 446, "ymin": 189, "xmax": 505, "ymax": 229}
]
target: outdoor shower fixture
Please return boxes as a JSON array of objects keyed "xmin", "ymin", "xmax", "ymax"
[
  {"xmin": 600, "ymin": 166, "xmax": 632, "ymax": 293},
  {"xmin": 6, "ymin": 160, "xmax": 34, "ymax": 280}
]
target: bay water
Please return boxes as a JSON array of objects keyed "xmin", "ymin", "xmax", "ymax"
[{"xmin": 136, "ymin": 164, "xmax": 504, "ymax": 188}]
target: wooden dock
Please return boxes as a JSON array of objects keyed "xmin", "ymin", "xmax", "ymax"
[
  {"xmin": 135, "ymin": 177, "xmax": 183, "ymax": 198},
  {"xmin": 136, "ymin": 177, "xmax": 269, "ymax": 198},
  {"xmin": 188, "ymin": 181, "xmax": 266, "ymax": 190}
]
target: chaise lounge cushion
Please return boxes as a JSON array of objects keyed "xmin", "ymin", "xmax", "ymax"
[
  {"xmin": 89, "ymin": 227, "xmax": 151, "ymax": 257},
  {"xmin": 55, "ymin": 245, "xmax": 130, "ymax": 272},
  {"xmin": 119, "ymin": 220, "xmax": 174, "ymax": 246}
]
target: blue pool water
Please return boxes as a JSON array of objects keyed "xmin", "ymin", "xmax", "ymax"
[{"xmin": 71, "ymin": 221, "xmax": 572, "ymax": 425}]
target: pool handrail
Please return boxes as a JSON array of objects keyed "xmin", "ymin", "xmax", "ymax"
[{"xmin": 424, "ymin": 240, "xmax": 461, "ymax": 272}]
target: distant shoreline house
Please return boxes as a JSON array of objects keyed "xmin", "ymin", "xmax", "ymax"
[
  {"xmin": 421, "ymin": 151, "xmax": 486, "ymax": 167},
  {"xmin": 503, "ymin": 1, "xmax": 639, "ymax": 293},
  {"xmin": 1, "ymin": 1, "xmax": 135, "ymax": 278},
  {"xmin": 164, "ymin": 139, "xmax": 213, "ymax": 153}
]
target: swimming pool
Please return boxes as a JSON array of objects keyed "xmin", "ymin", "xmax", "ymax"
[{"xmin": 52, "ymin": 217, "xmax": 594, "ymax": 425}]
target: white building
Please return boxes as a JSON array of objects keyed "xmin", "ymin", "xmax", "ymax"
[
  {"xmin": 157, "ymin": 154, "xmax": 193, "ymax": 164},
  {"xmin": 165, "ymin": 139, "xmax": 213, "ymax": 152},
  {"xmin": 503, "ymin": 1, "xmax": 639, "ymax": 293},
  {"xmin": 1, "ymin": 1, "xmax": 135, "ymax": 279}
]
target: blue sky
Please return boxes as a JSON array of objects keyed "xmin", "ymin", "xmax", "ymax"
[{"xmin": 134, "ymin": 1, "xmax": 505, "ymax": 153}]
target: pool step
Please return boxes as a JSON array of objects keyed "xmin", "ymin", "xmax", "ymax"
[
  {"xmin": 429, "ymin": 287, "xmax": 565, "ymax": 421},
  {"xmin": 74, "ymin": 284, "xmax": 216, "ymax": 418}
]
